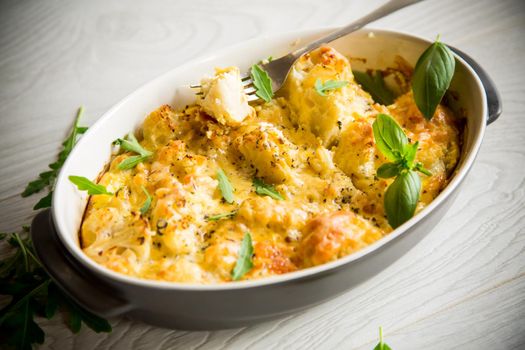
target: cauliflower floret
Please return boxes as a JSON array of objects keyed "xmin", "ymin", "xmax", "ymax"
[{"xmin": 197, "ymin": 67, "xmax": 254, "ymax": 126}]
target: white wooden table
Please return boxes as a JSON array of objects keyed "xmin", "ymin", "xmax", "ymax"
[{"xmin": 1, "ymin": 0, "xmax": 524, "ymax": 348}]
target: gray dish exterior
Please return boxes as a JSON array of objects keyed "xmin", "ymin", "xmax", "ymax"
[{"xmin": 30, "ymin": 43, "xmax": 501, "ymax": 330}]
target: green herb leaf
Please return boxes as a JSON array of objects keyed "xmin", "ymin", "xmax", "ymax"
[
  {"xmin": 217, "ymin": 169, "xmax": 235, "ymax": 204},
  {"xmin": 231, "ymin": 232, "xmax": 254, "ymax": 280},
  {"xmin": 373, "ymin": 327, "xmax": 393, "ymax": 350},
  {"xmin": 353, "ymin": 70, "xmax": 395, "ymax": 105},
  {"xmin": 206, "ymin": 210, "xmax": 238, "ymax": 222},
  {"xmin": 68, "ymin": 176, "xmax": 113, "ymax": 195},
  {"xmin": 403, "ymin": 141, "xmax": 419, "ymax": 167},
  {"xmin": 384, "ymin": 170, "xmax": 421, "ymax": 228},
  {"xmin": 377, "ymin": 163, "xmax": 401, "ymax": 179},
  {"xmin": 118, "ymin": 155, "xmax": 151, "ymax": 170},
  {"xmin": 60, "ymin": 294, "xmax": 112, "ymax": 333},
  {"xmin": 372, "ymin": 114, "xmax": 408, "ymax": 162},
  {"xmin": 314, "ymin": 79, "xmax": 349, "ymax": 96},
  {"xmin": 253, "ymin": 178, "xmax": 284, "ymax": 200},
  {"xmin": 33, "ymin": 191, "xmax": 53, "ymax": 210},
  {"xmin": 140, "ymin": 186, "xmax": 152, "ymax": 215},
  {"xmin": 250, "ymin": 64, "xmax": 274, "ymax": 102},
  {"xmin": 22, "ymin": 107, "xmax": 87, "ymax": 198},
  {"xmin": 415, "ymin": 162, "xmax": 432, "ymax": 176},
  {"xmin": 116, "ymin": 133, "xmax": 152, "ymax": 157},
  {"xmin": 412, "ymin": 39, "xmax": 456, "ymax": 119}
]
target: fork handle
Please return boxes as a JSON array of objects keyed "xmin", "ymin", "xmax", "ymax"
[{"xmin": 291, "ymin": 0, "xmax": 423, "ymax": 58}]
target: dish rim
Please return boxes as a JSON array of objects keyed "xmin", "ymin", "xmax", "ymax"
[{"xmin": 52, "ymin": 27, "xmax": 487, "ymax": 291}]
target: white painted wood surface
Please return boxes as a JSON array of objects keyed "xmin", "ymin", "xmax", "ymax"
[{"xmin": 1, "ymin": 0, "xmax": 524, "ymax": 348}]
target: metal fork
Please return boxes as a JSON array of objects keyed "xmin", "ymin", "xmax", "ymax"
[{"xmin": 192, "ymin": 0, "xmax": 422, "ymax": 102}]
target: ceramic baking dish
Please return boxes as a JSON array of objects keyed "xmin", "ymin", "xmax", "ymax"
[{"xmin": 30, "ymin": 28, "xmax": 501, "ymax": 330}]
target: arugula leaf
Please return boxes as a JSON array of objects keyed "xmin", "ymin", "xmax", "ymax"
[
  {"xmin": 22, "ymin": 107, "xmax": 87, "ymax": 199},
  {"xmin": 140, "ymin": 186, "xmax": 152, "ymax": 215},
  {"xmin": 314, "ymin": 79, "xmax": 349, "ymax": 96},
  {"xmin": 206, "ymin": 210, "xmax": 238, "ymax": 222},
  {"xmin": 373, "ymin": 327, "xmax": 393, "ymax": 350},
  {"xmin": 353, "ymin": 70, "xmax": 394, "ymax": 105},
  {"xmin": 412, "ymin": 38, "xmax": 456, "ymax": 119},
  {"xmin": 384, "ymin": 170, "xmax": 421, "ymax": 228},
  {"xmin": 33, "ymin": 191, "xmax": 53, "ymax": 210},
  {"xmin": 68, "ymin": 176, "xmax": 113, "ymax": 195},
  {"xmin": 231, "ymin": 232, "xmax": 254, "ymax": 281},
  {"xmin": 372, "ymin": 114, "xmax": 408, "ymax": 162},
  {"xmin": 118, "ymin": 155, "xmax": 151, "ymax": 170},
  {"xmin": 250, "ymin": 64, "xmax": 273, "ymax": 102},
  {"xmin": 253, "ymin": 178, "xmax": 284, "ymax": 200},
  {"xmin": 115, "ymin": 133, "xmax": 152, "ymax": 169},
  {"xmin": 217, "ymin": 169, "xmax": 234, "ymax": 204}
]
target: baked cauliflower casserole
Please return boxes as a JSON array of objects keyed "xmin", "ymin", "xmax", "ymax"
[{"xmin": 80, "ymin": 46, "xmax": 460, "ymax": 283}]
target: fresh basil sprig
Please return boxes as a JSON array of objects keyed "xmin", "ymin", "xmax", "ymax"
[
  {"xmin": 115, "ymin": 133, "xmax": 153, "ymax": 170},
  {"xmin": 217, "ymin": 168, "xmax": 235, "ymax": 204},
  {"xmin": 314, "ymin": 79, "xmax": 349, "ymax": 96},
  {"xmin": 253, "ymin": 178, "xmax": 284, "ymax": 200},
  {"xmin": 68, "ymin": 176, "xmax": 113, "ymax": 195},
  {"xmin": 353, "ymin": 70, "xmax": 394, "ymax": 105},
  {"xmin": 373, "ymin": 114, "xmax": 431, "ymax": 228},
  {"xmin": 231, "ymin": 232, "xmax": 254, "ymax": 281},
  {"xmin": 373, "ymin": 327, "xmax": 393, "ymax": 350},
  {"xmin": 250, "ymin": 64, "xmax": 274, "ymax": 102},
  {"xmin": 412, "ymin": 37, "xmax": 455, "ymax": 119}
]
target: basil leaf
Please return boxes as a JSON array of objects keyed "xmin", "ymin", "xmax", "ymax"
[
  {"xmin": 384, "ymin": 170, "xmax": 421, "ymax": 228},
  {"xmin": 206, "ymin": 210, "xmax": 238, "ymax": 221},
  {"xmin": 353, "ymin": 70, "xmax": 394, "ymax": 105},
  {"xmin": 372, "ymin": 114, "xmax": 408, "ymax": 162},
  {"xmin": 68, "ymin": 176, "xmax": 113, "ymax": 195},
  {"xmin": 140, "ymin": 186, "xmax": 152, "ymax": 215},
  {"xmin": 253, "ymin": 178, "xmax": 284, "ymax": 200},
  {"xmin": 373, "ymin": 327, "xmax": 393, "ymax": 350},
  {"xmin": 314, "ymin": 79, "xmax": 349, "ymax": 96},
  {"xmin": 231, "ymin": 232, "xmax": 254, "ymax": 280},
  {"xmin": 250, "ymin": 64, "xmax": 273, "ymax": 102},
  {"xmin": 412, "ymin": 40, "xmax": 455, "ymax": 119},
  {"xmin": 118, "ymin": 155, "xmax": 150, "ymax": 170},
  {"xmin": 377, "ymin": 163, "xmax": 401, "ymax": 179},
  {"xmin": 415, "ymin": 162, "xmax": 432, "ymax": 176},
  {"xmin": 217, "ymin": 168, "xmax": 234, "ymax": 204},
  {"xmin": 403, "ymin": 141, "xmax": 419, "ymax": 167}
]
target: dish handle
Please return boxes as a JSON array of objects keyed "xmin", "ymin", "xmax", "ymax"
[
  {"xmin": 450, "ymin": 46, "xmax": 502, "ymax": 125},
  {"xmin": 30, "ymin": 209, "xmax": 133, "ymax": 318}
]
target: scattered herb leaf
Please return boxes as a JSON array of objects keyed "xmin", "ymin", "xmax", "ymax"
[
  {"xmin": 117, "ymin": 155, "xmax": 151, "ymax": 170},
  {"xmin": 140, "ymin": 186, "xmax": 152, "ymax": 215},
  {"xmin": 314, "ymin": 79, "xmax": 349, "ymax": 96},
  {"xmin": 115, "ymin": 133, "xmax": 152, "ymax": 169},
  {"xmin": 231, "ymin": 232, "xmax": 254, "ymax": 281},
  {"xmin": 217, "ymin": 169, "xmax": 234, "ymax": 204},
  {"xmin": 411, "ymin": 37, "xmax": 455, "ymax": 119},
  {"xmin": 68, "ymin": 176, "xmax": 113, "ymax": 196},
  {"xmin": 250, "ymin": 64, "xmax": 273, "ymax": 102},
  {"xmin": 253, "ymin": 178, "xmax": 284, "ymax": 200},
  {"xmin": 373, "ymin": 327, "xmax": 393, "ymax": 350},
  {"xmin": 353, "ymin": 70, "xmax": 395, "ymax": 105},
  {"xmin": 206, "ymin": 210, "xmax": 238, "ymax": 222}
]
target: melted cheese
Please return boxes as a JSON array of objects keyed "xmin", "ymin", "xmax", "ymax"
[{"xmin": 80, "ymin": 46, "xmax": 461, "ymax": 284}]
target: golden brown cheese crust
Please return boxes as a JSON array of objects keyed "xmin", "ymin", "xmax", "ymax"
[{"xmin": 80, "ymin": 47, "xmax": 461, "ymax": 284}]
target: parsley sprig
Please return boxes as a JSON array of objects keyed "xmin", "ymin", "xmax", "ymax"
[
  {"xmin": 3, "ymin": 108, "xmax": 111, "ymax": 349},
  {"xmin": 21, "ymin": 107, "xmax": 88, "ymax": 210},
  {"xmin": 373, "ymin": 114, "xmax": 431, "ymax": 228}
]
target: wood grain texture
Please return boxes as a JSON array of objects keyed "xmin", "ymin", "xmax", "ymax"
[{"xmin": 1, "ymin": 0, "xmax": 524, "ymax": 349}]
